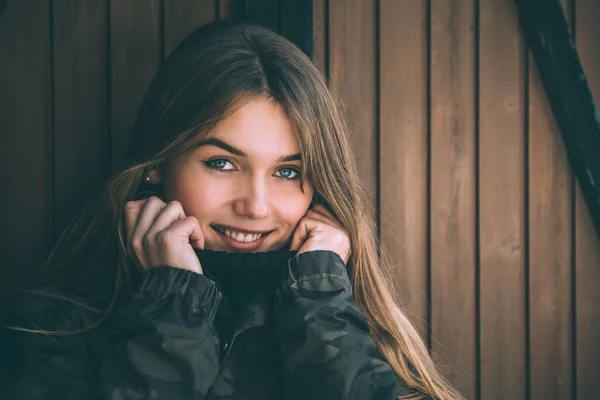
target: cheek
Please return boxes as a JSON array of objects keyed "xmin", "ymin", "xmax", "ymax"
[
  {"xmin": 272, "ymin": 187, "xmax": 313, "ymax": 228},
  {"xmin": 163, "ymin": 172, "xmax": 229, "ymax": 224}
]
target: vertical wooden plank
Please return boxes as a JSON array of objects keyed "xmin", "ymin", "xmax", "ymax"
[
  {"xmin": 479, "ymin": 0, "xmax": 526, "ymax": 398},
  {"xmin": 218, "ymin": 0, "xmax": 235, "ymax": 18},
  {"xmin": 280, "ymin": 0, "xmax": 313, "ymax": 57},
  {"xmin": 312, "ymin": 0, "xmax": 327, "ymax": 75},
  {"xmin": 240, "ymin": 0, "xmax": 279, "ymax": 32},
  {"xmin": 0, "ymin": 0, "xmax": 52, "ymax": 291},
  {"xmin": 53, "ymin": 0, "xmax": 109, "ymax": 240},
  {"xmin": 575, "ymin": 0, "xmax": 600, "ymax": 397},
  {"xmin": 430, "ymin": 0, "xmax": 477, "ymax": 397},
  {"xmin": 528, "ymin": 1, "xmax": 574, "ymax": 398},
  {"xmin": 110, "ymin": 0, "xmax": 162, "ymax": 170},
  {"xmin": 164, "ymin": 0, "xmax": 216, "ymax": 58},
  {"xmin": 379, "ymin": 0, "xmax": 429, "ymax": 338},
  {"xmin": 330, "ymin": 0, "xmax": 376, "ymax": 202}
]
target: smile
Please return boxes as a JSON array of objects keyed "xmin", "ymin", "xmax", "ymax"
[
  {"xmin": 210, "ymin": 225, "xmax": 273, "ymax": 251},
  {"xmin": 213, "ymin": 226, "xmax": 264, "ymax": 243}
]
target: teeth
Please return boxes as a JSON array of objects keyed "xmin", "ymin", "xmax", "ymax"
[{"xmin": 216, "ymin": 226, "xmax": 263, "ymax": 243}]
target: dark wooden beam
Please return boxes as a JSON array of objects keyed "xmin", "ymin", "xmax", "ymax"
[
  {"xmin": 280, "ymin": 0, "xmax": 313, "ymax": 58},
  {"xmin": 235, "ymin": 0, "xmax": 279, "ymax": 33},
  {"xmin": 235, "ymin": 0, "xmax": 313, "ymax": 58},
  {"xmin": 515, "ymin": 0, "xmax": 600, "ymax": 241}
]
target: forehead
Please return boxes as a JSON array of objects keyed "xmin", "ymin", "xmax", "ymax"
[{"xmin": 206, "ymin": 98, "xmax": 300, "ymax": 155}]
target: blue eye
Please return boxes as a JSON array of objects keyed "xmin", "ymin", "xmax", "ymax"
[
  {"xmin": 204, "ymin": 159, "xmax": 234, "ymax": 171},
  {"xmin": 276, "ymin": 167, "xmax": 300, "ymax": 180},
  {"xmin": 204, "ymin": 159, "xmax": 299, "ymax": 180}
]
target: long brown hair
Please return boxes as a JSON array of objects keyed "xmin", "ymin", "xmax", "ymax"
[{"xmin": 15, "ymin": 19, "xmax": 462, "ymax": 400}]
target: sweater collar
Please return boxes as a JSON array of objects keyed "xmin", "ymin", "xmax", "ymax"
[{"xmin": 194, "ymin": 249, "xmax": 296, "ymax": 318}]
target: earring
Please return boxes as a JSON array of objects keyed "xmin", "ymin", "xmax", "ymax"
[{"xmin": 144, "ymin": 176, "xmax": 151, "ymax": 183}]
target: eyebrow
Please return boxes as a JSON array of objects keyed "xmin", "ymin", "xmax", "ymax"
[{"xmin": 197, "ymin": 138, "xmax": 301, "ymax": 162}]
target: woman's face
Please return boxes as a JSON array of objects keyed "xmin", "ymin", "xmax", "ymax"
[{"xmin": 156, "ymin": 98, "xmax": 314, "ymax": 252}]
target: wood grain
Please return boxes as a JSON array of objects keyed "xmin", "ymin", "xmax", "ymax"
[
  {"xmin": 479, "ymin": 0, "xmax": 527, "ymax": 398},
  {"xmin": 429, "ymin": 0, "xmax": 477, "ymax": 396},
  {"xmin": 1, "ymin": 2, "xmax": 599, "ymax": 397},
  {"xmin": 243, "ymin": 0, "xmax": 279, "ymax": 32},
  {"xmin": 575, "ymin": 0, "xmax": 600, "ymax": 397},
  {"xmin": 329, "ymin": 0, "xmax": 377, "ymax": 205},
  {"xmin": 163, "ymin": 0, "xmax": 216, "ymax": 58},
  {"xmin": 0, "ymin": 0, "xmax": 52, "ymax": 290},
  {"xmin": 528, "ymin": 1, "xmax": 574, "ymax": 398},
  {"xmin": 218, "ymin": 0, "xmax": 235, "ymax": 18},
  {"xmin": 53, "ymin": 0, "xmax": 109, "ymax": 240},
  {"xmin": 312, "ymin": 0, "xmax": 327, "ymax": 76},
  {"xmin": 379, "ymin": 0, "xmax": 429, "ymax": 339},
  {"xmin": 110, "ymin": 0, "xmax": 162, "ymax": 171}
]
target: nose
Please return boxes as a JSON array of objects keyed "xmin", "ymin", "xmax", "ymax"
[{"xmin": 233, "ymin": 175, "xmax": 270, "ymax": 219}]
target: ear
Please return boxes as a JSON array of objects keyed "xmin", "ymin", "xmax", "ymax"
[{"xmin": 145, "ymin": 168, "xmax": 162, "ymax": 185}]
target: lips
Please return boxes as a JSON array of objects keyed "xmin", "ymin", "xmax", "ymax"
[{"xmin": 210, "ymin": 224, "xmax": 273, "ymax": 251}]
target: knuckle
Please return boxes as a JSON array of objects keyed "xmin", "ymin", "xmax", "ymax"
[
  {"xmin": 333, "ymin": 230, "xmax": 348, "ymax": 245},
  {"xmin": 291, "ymin": 228, "xmax": 302, "ymax": 240},
  {"xmin": 131, "ymin": 238, "xmax": 144, "ymax": 254},
  {"xmin": 147, "ymin": 196, "xmax": 165, "ymax": 207},
  {"xmin": 141, "ymin": 232, "xmax": 153, "ymax": 246},
  {"xmin": 145, "ymin": 196, "xmax": 158, "ymax": 204},
  {"xmin": 343, "ymin": 232, "xmax": 350, "ymax": 244},
  {"xmin": 124, "ymin": 201, "xmax": 139, "ymax": 214},
  {"xmin": 156, "ymin": 230, "xmax": 173, "ymax": 246},
  {"xmin": 185, "ymin": 215, "xmax": 199, "ymax": 225},
  {"xmin": 168, "ymin": 200, "xmax": 182, "ymax": 209},
  {"xmin": 333, "ymin": 232, "xmax": 343, "ymax": 243}
]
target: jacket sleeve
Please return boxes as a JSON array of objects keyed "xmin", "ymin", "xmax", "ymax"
[
  {"xmin": 1, "ymin": 266, "xmax": 222, "ymax": 400},
  {"xmin": 107, "ymin": 266, "xmax": 222, "ymax": 399},
  {"xmin": 0, "ymin": 301, "xmax": 100, "ymax": 400},
  {"xmin": 273, "ymin": 250, "xmax": 399, "ymax": 400}
]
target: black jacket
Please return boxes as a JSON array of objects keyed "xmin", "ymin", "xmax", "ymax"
[{"xmin": 0, "ymin": 250, "xmax": 424, "ymax": 399}]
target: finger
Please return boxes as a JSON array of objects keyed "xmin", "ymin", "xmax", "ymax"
[
  {"xmin": 146, "ymin": 217, "xmax": 204, "ymax": 274},
  {"xmin": 157, "ymin": 216, "xmax": 205, "ymax": 251},
  {"xmin": 124, "ymin": 199, "xmax": 147, "ymax": 245},
  {"xmin": 310, "ymin": 205, "xmax": 343, "ymax": 227},
  {"xmin": 290, "ymin": 217, "xmax": 321, "ymax": 251},
  {"xmin": 289, "ymin": 218, "xmax": 308, "ymax": 251},
  {"xmin": 306, "ymin": 208, "xmax": 343, "ymax": 230},
  {"xmin": 304, "ymin": 209, "xmax": 351, "ymax": 262},
  {"xmin": 131, "ymin": 197, "xmax": 166, "ymax": 267},
  {"xmin": 305, "ymin": 209, "xmax": 336, "ymax": 228},
  {"xmin": 132, "ymin": 196, "xmax": 167, "ymax": 243},
  {"xmin": 145, "ymin": 200, "xmax": 186, "ymax": 240},
  {"xmin": 124, "ymin": 199, "xmax": 149, "ymax": 269}
]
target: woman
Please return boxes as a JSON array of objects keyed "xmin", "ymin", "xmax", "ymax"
[{"xmin": 1, "ymin": 19, "xmax": 461, "ymax": 400}]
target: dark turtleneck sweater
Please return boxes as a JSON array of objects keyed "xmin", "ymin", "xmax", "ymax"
[{"xmin": 195, "ymin": 249, "xmax": 296, "ymax": 313}]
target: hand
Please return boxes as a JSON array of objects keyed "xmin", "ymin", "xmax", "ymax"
[
  {"xmin": 290, "ymin": 205, "xmax": 351, "ymax": 264},
  {"xmin": 124, "ymin": 196, "xmax": 205, "ymax": 274}
]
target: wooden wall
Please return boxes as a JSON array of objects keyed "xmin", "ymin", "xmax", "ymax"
[
  {"xmin": 0, "ymin": 0, "xmax": 234, "ymax": 290},
  {"xmin": 315, "ymin": 0, "xmax": 600, "ymax": 399},
  {"xmin": 1, "ymin": 1, "xmax": 600, "ymax": 399}
]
